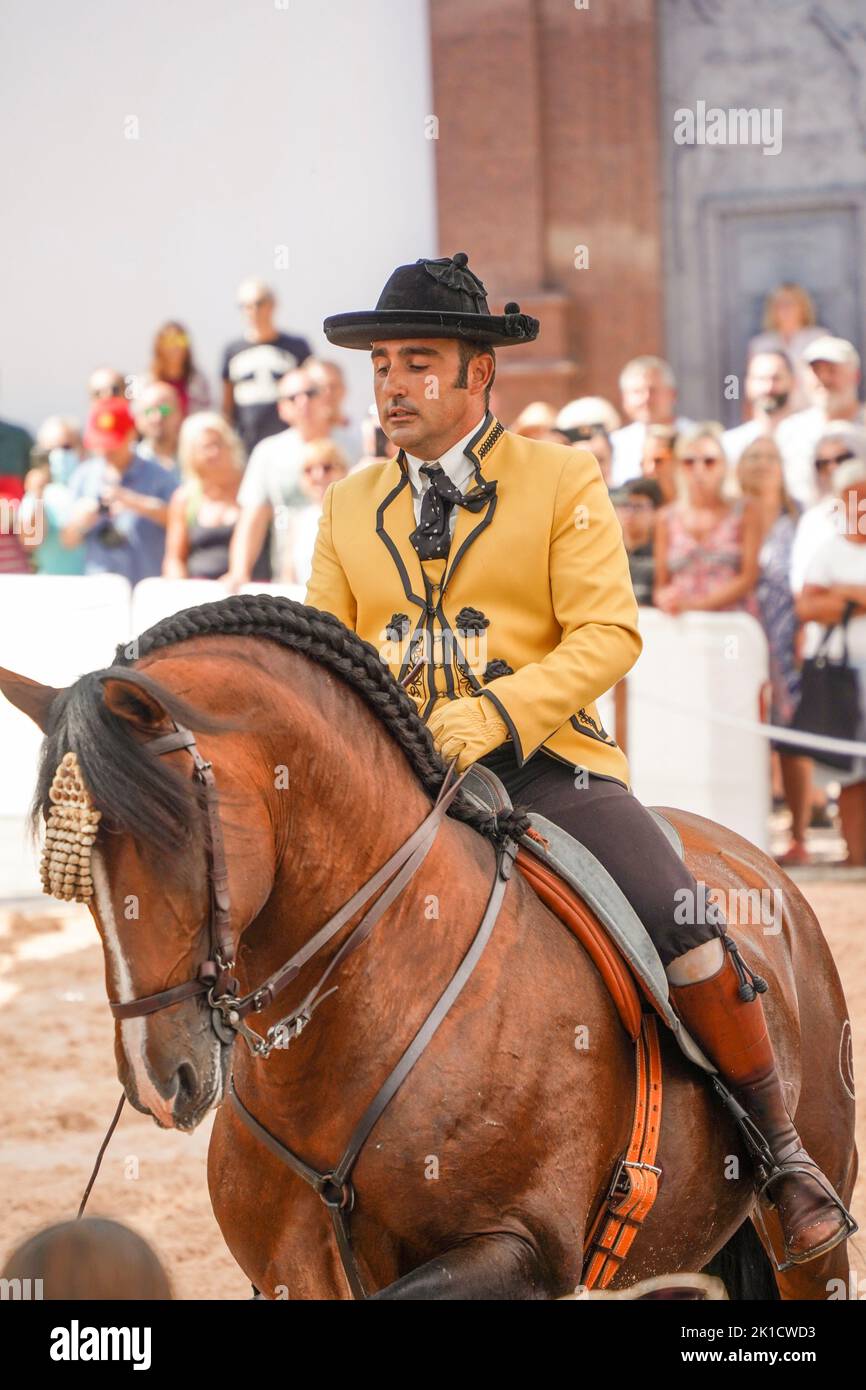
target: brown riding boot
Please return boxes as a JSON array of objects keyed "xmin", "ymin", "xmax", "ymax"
[{"xmin": 669, "ymin": 940, "xmax": 854, "ymax": 1267}]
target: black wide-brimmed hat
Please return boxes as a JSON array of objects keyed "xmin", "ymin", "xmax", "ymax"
[{"xmin": 323, "ymin": 252, "xmax": 540, "ymax": 350}]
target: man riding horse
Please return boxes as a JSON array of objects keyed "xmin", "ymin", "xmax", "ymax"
[{"xmin": 306, "ymin": 251, "xmax": 853, "ymax": 1268}]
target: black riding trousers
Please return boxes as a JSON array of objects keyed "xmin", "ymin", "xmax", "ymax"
[{"xmin": 478, "ymin": 746, "xmax": 725, "ymax": 967}]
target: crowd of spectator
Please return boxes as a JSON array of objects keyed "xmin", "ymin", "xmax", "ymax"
[
  {"xmin": 507, "ymin": 285, "xmax": 866, "ymax": 870},
  {"xmin": 2, "ymin": 279, "xmax": 866, "ymax": 866}
]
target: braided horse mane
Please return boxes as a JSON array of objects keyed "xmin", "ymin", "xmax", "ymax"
[{"xmin": 111, "ymin": 593, "xmax": 531, "ymax": 845}]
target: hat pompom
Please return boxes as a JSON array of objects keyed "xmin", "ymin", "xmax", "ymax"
[
  {"xmin": 452, "ymin": 252, "xmax": 469, "ymax": 268},
  {"xmin": 503, "ymin": 301, "xmax": 539, "ymax": 341}
]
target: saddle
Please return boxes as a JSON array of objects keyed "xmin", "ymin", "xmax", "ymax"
[
  {"xmin": 461, "ymin": 764, "xmax": 715, "ymax": 1291},
  {"xmin": 462, "ymin": 763, "xmax": 714, "ymax": 1068}
]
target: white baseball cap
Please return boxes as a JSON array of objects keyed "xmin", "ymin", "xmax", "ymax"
[
  {"xmin": 803, "ymin": 336, "xmax": 861, "ymax": 369},
  {"xmin": 556, "ymin": 396, "xmax": 622, "ymax": 435}
]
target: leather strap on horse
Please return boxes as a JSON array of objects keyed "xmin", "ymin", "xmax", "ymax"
[
  {"xmin": 581, "ymin": 1014, "xmax": 663, "ymax": 1291},
  {"xmin": 512, "ymin": 847, "xmax": 665, "ymax": 1291},
  {"xmin": 109, "ymin": 723, "xmax": 237, "ymax": 1020},
  {"xmin": 235, "ymin": 760, "xmax": 470, "ymax": 1033},
  {"xmin": 229, "ymin": 834, "xmax": 518, "ymax": 1300},
  {"xmin": 108, "ymin": 731, "xmax": 472, "ymax": 1028}
]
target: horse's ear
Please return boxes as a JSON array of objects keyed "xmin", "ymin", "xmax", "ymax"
[
  {"xmin": 102, "ymin": 677, "xmax": 171, "ymax": 733},
  {"xmin": 0, "ymin": 665, "xmax": 64, "ymax": 732}
]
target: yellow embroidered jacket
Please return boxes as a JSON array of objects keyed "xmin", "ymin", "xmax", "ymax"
[{"xmin": 305, "ymin": 412, "xmax": 642, "ymax": 786}]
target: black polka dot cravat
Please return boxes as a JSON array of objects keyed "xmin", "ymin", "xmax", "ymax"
[{"xmin": 409, "ymin": 462, "xmax": 496, "ymax": 560}]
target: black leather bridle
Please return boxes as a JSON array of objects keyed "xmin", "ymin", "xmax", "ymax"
[
  {"xmin": 108, "ymin": 725, "xmax": 237, "ymax": 1024},
  {"xmin": 89, "ymin": 718, "xmax": 517, "ymax": 1298}
]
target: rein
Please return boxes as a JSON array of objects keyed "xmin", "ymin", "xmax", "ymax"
[
  {"xmin": 82, "ymin": 718, "xmax": 517, "ymax": 1298},
  {"xmin": 108, "ymin": 723, "xmax": 475, "ymax": 1049}
]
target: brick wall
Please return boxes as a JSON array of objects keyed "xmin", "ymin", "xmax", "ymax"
[{"xmin": 429, "ymin": 0, "xmax": 664, "ymax": 423}]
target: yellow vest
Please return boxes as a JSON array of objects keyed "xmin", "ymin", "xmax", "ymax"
[{"xmin": 305, "ymin": 413, "xmax": 642, "ymax": 786}]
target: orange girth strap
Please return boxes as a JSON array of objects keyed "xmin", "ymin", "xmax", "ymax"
[
  {"xmin": 581, "ymin": 1014, "xmax": 664, "ymax": 1290},
  {"xmin": 513, "ymin": 848, "xmax": 665, "ymax": 1291}
]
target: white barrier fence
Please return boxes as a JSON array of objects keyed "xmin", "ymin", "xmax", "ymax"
[
  {"xmin": 0, "ymin": 578, "xmax": 307, "ymax": 896},
  {"xmin": 623, "ymin": 609, "xmax": 770, "ymax": 851},
  {"xmin": 2, "ymin": 580, "xmax": 777, "ymax": 881},
  {"xmin": 129, "ymin": 578, "xmax": 304, "ymax": 639},
  {"xmin": 0, "ymin": 578, "xmax": 303, "ymax": 830},
  {"xmin": 1, "ymin": 575, "xmax": 133, "ymax": 823}
]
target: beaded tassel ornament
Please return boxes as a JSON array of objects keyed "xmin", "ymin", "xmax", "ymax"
[{"xmin": 40, "ymin": 751, "xmax": 101, "ymax": 902}]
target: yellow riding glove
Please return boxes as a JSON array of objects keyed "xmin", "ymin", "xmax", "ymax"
[{"xmin": 425, "ymin": 695, "xmax": 510, "ymax": 772}]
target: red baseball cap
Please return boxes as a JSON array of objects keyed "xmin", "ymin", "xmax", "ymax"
[{"xmin": 85, "ymin": 397, "xmax": 136, "ymax": 451}]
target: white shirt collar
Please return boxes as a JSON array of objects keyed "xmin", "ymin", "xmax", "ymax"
[{"xmin": 404, "ymin": 419, "xmax": 485, "ymax": 498}]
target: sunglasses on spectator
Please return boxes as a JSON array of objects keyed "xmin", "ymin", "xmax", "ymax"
[
  {"xmin": 815, "ymin": 450, "xmax": 854, "ymax": 469},
  {"xmin": 561, "ymin": 424, "xmax": 608, "ymax": 443},
  {"xmin": 240, "ymin": 297, "xmax": 269, "ymax": 309},
  {"xmin": 680, "ymin": 455, "xmax": 722, "ymax": 468},
  {"xmin": 144, "ymin": 403, "xmax": 175, "ymax": 417},
  {"xmin": 280, "ymin": 388, "xmax": 321, "ymax": 402}
]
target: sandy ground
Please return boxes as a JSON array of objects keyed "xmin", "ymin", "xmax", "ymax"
[
  {"xmin": 1, "ymin": 879, "xmax": 864, "ymax": 1301},
  {"xmin": 0, "ymin": 904, "xmax": 249, "ymax": 1300}
]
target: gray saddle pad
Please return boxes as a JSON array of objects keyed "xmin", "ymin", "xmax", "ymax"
[{"xmin": 461, "ymin": 764, "xmax": 715, "ymax": 1075}]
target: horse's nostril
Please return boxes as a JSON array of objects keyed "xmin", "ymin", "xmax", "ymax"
[{"xmin": 174, "ymin": 1061, "xmax": 198, "ymax": 1108}]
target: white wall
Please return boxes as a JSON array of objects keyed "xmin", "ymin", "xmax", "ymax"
[{"xmin": 0, "ymin": 0, "xmax": 436, "ymax": 436}]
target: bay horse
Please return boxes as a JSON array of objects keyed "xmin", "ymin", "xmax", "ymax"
[{"xmin": 0, "ymin": 594, "xmax": 857, "ymax": 1300}]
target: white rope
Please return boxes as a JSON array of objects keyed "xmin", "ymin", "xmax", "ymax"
[{"xmin": 637, "ymin": 692, "xmax": 866, "ymax": 759}]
